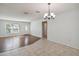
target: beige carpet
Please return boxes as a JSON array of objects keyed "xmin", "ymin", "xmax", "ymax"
[{"xmin": 0, "ymin": 39, "xmax": 79, "ymax": 56}]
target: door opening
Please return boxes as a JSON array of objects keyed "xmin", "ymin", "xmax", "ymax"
[{"xmin": 42, "ymin": 21, "xmax": 47, "ymax": 39}]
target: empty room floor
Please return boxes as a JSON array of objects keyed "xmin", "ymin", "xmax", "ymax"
[
  {"xmin": 0, "ymin": 34, "xmax": 40, "ymax": 53},
  {"xmin": 0, "ymin": 39, "xmax": 79, "ymax": 56}
]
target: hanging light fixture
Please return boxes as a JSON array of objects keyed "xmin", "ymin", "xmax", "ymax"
[{"xmin": 44, "ymin": 3, "xmax": 56, "ymax": 20}]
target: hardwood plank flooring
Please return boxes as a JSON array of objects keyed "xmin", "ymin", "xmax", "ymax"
[{"xmin": 0, "ymin": 34, "xmax": 40, "ymax": 53}]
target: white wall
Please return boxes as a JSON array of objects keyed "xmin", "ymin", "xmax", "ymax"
[
  {"xmin": 30, "ymin": 9, "xmax": 79, "ymax": 49},
  {"xmin": 48, "ymin": 9, "xmax": 79, "ymax": 49},
  {"xmin": 31, "ymin": 20, "xmax": 42, "ymax": 37}
]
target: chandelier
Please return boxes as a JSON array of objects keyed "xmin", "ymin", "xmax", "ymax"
[{"xmin": 44, "ymin": 3, "xmax": 56, "ymax": 20}]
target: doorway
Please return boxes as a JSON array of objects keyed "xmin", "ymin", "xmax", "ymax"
[{"xmin": 42, "ymin": 21, "xmax": 47, "ymax": 39}]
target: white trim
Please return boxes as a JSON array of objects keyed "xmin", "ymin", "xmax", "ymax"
[{"xmin": 0, "ymin": 19, "xmax": 31, "ymax": 22}]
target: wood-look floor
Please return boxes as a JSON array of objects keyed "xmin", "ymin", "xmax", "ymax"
[
  {"xmin": 0, "ymin": 34, "xmax": 40, "ymax": 53},
  {"xmin": 0, "ymin": 39, "xmax": 79, "ymax": 56}
]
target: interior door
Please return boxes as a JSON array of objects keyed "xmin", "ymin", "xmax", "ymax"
[{"xmin": 42, "ymin": 21, "xmax": 47, "ymax": 39}]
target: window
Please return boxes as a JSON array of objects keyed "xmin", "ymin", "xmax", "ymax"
[
  {"xmin": 25, "ymin": 26, "xmax": 28, "ymax": 31},
  {"xmin": 6, "ymin": 24, "xmax": 19, "ymax": 33}
]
